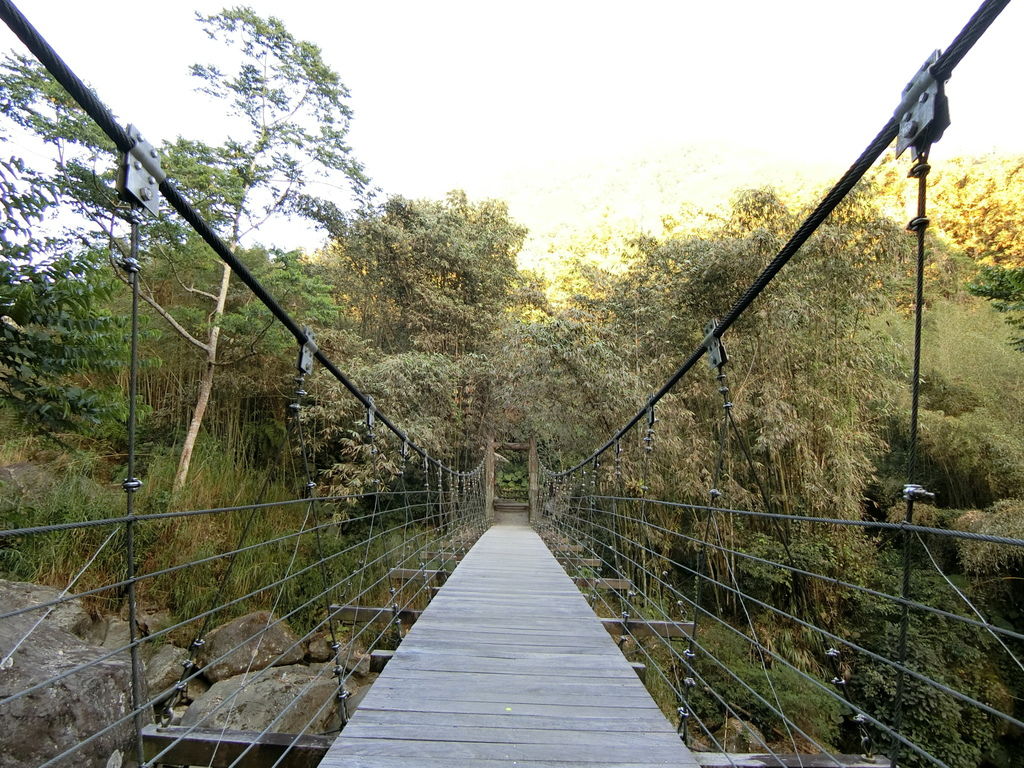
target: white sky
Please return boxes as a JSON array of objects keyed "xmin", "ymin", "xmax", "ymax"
[{"xmin": 1, "ymin": 0, "xmax": 1020, "ymax": 247}]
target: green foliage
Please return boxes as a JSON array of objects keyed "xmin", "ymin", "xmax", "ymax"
[
  {"xmin": 932, "ymin": 154, "xmax": 1024, "ymax": 267},
  {"xmin": 322, "ymin": 191, "xmax": 527, "ymax": 356},
  {"xmin": 0, "ymin": 253, "xmax": 125, "ymax": 430},
  {"xmin": 968, "ymin": 265, "xmax": 1024, "ymax": 351}
]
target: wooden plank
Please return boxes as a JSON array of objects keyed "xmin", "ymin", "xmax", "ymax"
[
  {"xmin": 388, "ymin": 567, "xmax": 447, "ymax": 585},
  {"xmin": 630, "ymin": 661, "xmax": 647, "ymax": 682},
  {"xmin": 601, "ymin": 617, "xmax": 694, "ymax": 639},
  {"xmin": 330, "ymin": 605, "xmax": 421, "ymax": 626},
  {"xmin": 142, "ymin": 724, "xmax": 330, "ymax": 768},
  {"xmin": 369, "ymin": 649, "xmax": 394, "ymax": 673},
  {"xmin": 329, "ymin": 737, "xmax": 689, "ymax": 762},
  {"xmin": 353, "ymin": 707, "xmax": 673, "ymax": 731},
  {"xmin": 321, "ymin": 524, "xmax": 699, "ymax": 768},
  {"xmin": 574, "ymin": 576, "xmax": 632, "ymax": 590}
]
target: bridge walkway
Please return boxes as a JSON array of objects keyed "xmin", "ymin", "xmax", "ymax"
[{"xmin": 322, "ymin": 522, "xmax": 699, "ymax": 767}]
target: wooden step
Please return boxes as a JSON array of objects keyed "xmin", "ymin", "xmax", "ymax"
[
  {"xmin": 601, "ymin": 617, "xmax": 693, "ymax": 639},
  {"xmin": 369, "ymin": 649, "xmax": 394, "ymax": 673},
  {"xmin": 142, "ymin": 724, "xmax": 330, "ymax": 768},
  {"xmin": 330, "ymin": 604, "xmax": 422, "ymax": 627},
  {"xmin": 696, "ymin": 754, "xmax": 889, "ymax": 768}
]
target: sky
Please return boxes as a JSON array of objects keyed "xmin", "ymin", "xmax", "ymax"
[{"xmin": 1, "ymin": 0, "xmax": 1020, "ymax": 248}]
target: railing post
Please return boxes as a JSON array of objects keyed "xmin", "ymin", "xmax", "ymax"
[
  {"xmin": 528, "ymin": 437, "xmax": 540, "ymax": 524},
  {"xmin": 484, "ymin": 435, "xmax": 495, "ymax": 522}
]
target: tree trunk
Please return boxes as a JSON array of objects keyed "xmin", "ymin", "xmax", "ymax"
[{"xmin": 173, "ymin": 261, "xmax": 232, "ymax": 493}]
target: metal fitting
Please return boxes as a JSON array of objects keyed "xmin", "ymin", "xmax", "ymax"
[{"xmin": 903, "ymin": 483, "xmax": 935, "ymax": 502}]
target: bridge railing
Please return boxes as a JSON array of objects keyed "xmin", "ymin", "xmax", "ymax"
[
  {"xmin": 1, "ymin": 446, "xmax": 486, "ymax": 767},
  {"xmin": 539, "ymin": 482, "xmax": 1022, "ymax": 767}
]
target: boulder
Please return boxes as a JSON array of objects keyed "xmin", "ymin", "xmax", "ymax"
[
  {"xmin": 145, "ymin": 644, "xmax": 188, "ymax": 701},
  {"xmin": 101, "ymin": 618, "xmax": 132, "ymax": 653},
  {"xmin": 305, "ymin": 630, "xmax": 337, "ymax": 663},
  {"xmin": 0, "ymin": 462, "xmax": 50, "ymax": 499},
  {"xmin": 182, "ymin": 664, "xmax": 337, "ymax": 734},
  {"xmin": 0, "ymin": 608, "xmax": 145, "ymax": 767},
  {"xmin": 197, "ymin": 611, "xmax": 304, "ymax": 682},
  {"xmin": 0, "ymin": 579, "xmax": 95, "ymax": 640}
]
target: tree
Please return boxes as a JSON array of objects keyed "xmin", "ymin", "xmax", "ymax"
[
  {"xmin": 323, "ymin": 191, "xmax": 527, "ymax": 357},
  {"xmin": 932, "ymin": 154, "xmax": 1024, "ymax": 267},
  {"xmin": 160, "ymin": 7, "xmax": 365, "ymax": 491},
  {"xmin": 968, "ymin": 265, "xmax": 1024, "ymax": 352},
  {"xmin": 0, "ymin": 158, "xmax": 124, "ymax": 430},
  {"xmin": 0, "ymin": 7, "xmax": 365, "ymax": 490}
]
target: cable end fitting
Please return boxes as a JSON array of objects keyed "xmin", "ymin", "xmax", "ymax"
[
  {"xmin": 906, "ymin": 216, "xmax": 930, "ymax": 233},
  {"xmin": 903, "ymin": 483, "xmax": 935, "ymax": 502}
]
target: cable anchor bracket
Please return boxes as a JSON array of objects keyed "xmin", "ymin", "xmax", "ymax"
[
  {"xmin": 894, "ymin": 51, "xmax": 950, "ymax": 160},
  {"xmin": 116, "ymin": 124, "xmax": 166, "ymax": 215},
  {"xmin": 902, "ymin": 483, "xmax": 935, "ymax": 502},
  {"xmin": 702, "ymin": 319, "xmax": 728, "ymax": 370},
  {"xmin": 297, "ymin": 326, "xmax": 318, "ymax": 376}
]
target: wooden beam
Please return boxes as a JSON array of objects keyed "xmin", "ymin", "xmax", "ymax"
[
  {"xmin": 500, "ymin": 441, "xmax": 530, "ymax": 451},
  {"xmin": 528, "ymin": 436, "xmax": 539, "ymax": 523},
  {"xmin": 142, "ymin": 724, "xmax": 331, "ymax": 768},
  {"xmin": 601, "ymin": 618, "xmax": 693, "ymax": 639},
  {"xmin": 574, "ymin": 577, "xmax": 632, "ymax": 591},
  {"xmin": 484, "ymin": 436, "xmax": 495, "ymax": 521},
  {"xmin": 330, "ymin": 605, "xmax": 422, "ymax": 626},
  {"xmin": 370, "ymin": 649, "xmax": 394, "ymax": 673},
  {"xmin": 630, "ymin": 661, "xmax": 647, "ymax": 682},
  {"xmin": 389, "ymin": 568, "xmax": 447, "ymax": 586},
  {"xmin": 695, "ymin": 754, "xmax": 889, "ymax": 768}
]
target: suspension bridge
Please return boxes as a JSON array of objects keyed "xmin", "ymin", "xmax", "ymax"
[{"xmin": 1, "ymin": 0, "xmax": 1022, "ymax": 766}]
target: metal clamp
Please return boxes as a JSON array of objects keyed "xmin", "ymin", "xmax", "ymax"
[
  {"xmin": 297, "ymin": 326, "xmax": 317, "ymax": 375},
  {"xmin": 117, "ymin": 125, "xmax": 165, "ymax": 215},
  {"xmin": 903, "ymin": 483, "xmax": 935, "ymax": 502},
  {"xmin": 703, "ymin": 319, "xmax": 728, "ymax": 370},
  {"xmin": 894, "ymin": 51, "xmax": 950, "ymax": 159}
]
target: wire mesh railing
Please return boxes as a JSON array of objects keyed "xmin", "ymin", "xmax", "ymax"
[{"xmin": 1, "ymin": 440, "xmax": 486, "ymax": 767}]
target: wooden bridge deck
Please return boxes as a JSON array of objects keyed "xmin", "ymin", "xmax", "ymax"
[{"xmin": 322, "ymin": 523, "xmax": 699, "ymax": 767}]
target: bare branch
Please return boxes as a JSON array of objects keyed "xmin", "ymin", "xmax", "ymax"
[
  {"xmin": 214, "ymin": 316, "xmax": 276, "ymax": 366},
  {"xmin": 95, "ymin": 221, "xmax": 213, "ymax": 355}
]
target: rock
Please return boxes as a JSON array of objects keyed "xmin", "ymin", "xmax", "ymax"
[
  {"xmin": 344, "ymin": 652, "xmax": 371, "ymax": 679},
  {"xmin": 713, "ymin": 716, "xmax": 766, "ymax": 752},
  {"xmin": 135, "ymin": 609, "xmax": 173, "ymax": 640},
  {"xmin": 145, "ymin": 644, "xmax": 188, "ymax": 701},
  {"xmin": 305, "ymin": 631, "xmax": 337, "ymax": 663},
  {"xmin": 192, "ymin": 614, "xmax": 301, "ymax": 684},
  {"xmin": 0, "ymin": 608, "xmax": 146, "ymax": 767},
  {"xmin": 197, "ymin": 611, "xmax": 305, "ymax": 682},
  {"xmin": 182, "ymin": 664, "xmax": 337, "ymax": 733},
  {"xmin": 0, "ymin": 579, "xmax": 96, "ymax": 640},
  {"xmin": 101, "ymin": 618, "xmax": 132, "ymax": 653},
  {"xmin": 0, "ymin": 463, "xmax": 50, "ymax": 499}
]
